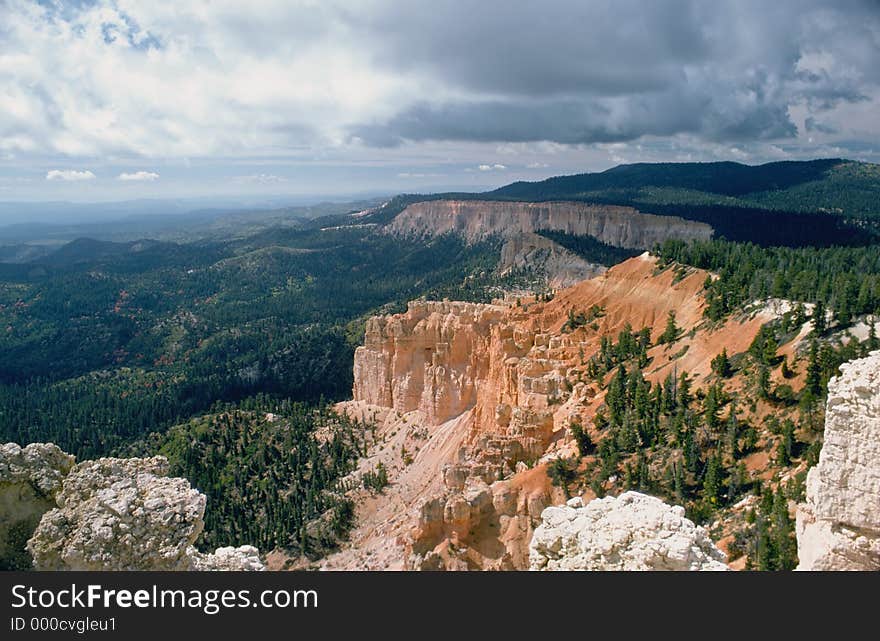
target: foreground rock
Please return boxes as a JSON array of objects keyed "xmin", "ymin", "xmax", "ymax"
[
  {"xmin": 529, "ymin": 492, "xmax": 729, "ymax": 571},
  {"xmin": 0, "ymin": 443, "xmax": 75, "ymax": 569},
  {"xmin": 3, "ymin": 446, "xmax": 265, "ymax": 571},
  {"xmin": 796, "ymin": 350, "xmax": 880, "ymax": 570},
  {"xmin": 191, "ymin": 545, "xmax": 266, "ymax": 571}
]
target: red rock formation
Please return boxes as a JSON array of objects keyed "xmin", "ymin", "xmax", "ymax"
[{"xmin": 331, "ymin": 254, "xmax": 785, "ymax": 570}]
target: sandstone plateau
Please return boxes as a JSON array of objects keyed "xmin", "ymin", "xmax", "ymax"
[
  {"xmin": 796, "ymin": 350, "xmax": 880, "ymax": 570},
  {"xmin": 385, "ymin": 200, "xmax": 713, "ymax": 248},
  {"xmin": 0, "ymin": 443, "xmax": 265, "ymax": 571},
  {"xmin": 383, "ymin": 200, "xmax": 713, "ymax": 287}
]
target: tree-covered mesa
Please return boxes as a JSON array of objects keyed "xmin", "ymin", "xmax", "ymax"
[{"xmin": 487, "ymin": 158, "xmax": 880, "ymax": 232}]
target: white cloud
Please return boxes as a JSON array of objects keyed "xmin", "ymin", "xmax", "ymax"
[
  {"xmin": 526, "ymin": 162, "xmax": 549, "ymax": 168},
  {"xmin": 45, "ymin": 169, "xmax": 96, "ymax": 181},
  {"xmin": 0, "ymin": 0, "xmax": 878, "ymax": 201},
  {"xmin": 118, "ymin": 171, "xmax": 159, "ymax": 181},
  {"xmin": 0, "ymin": 1, "xmax": 409, "ymax": 159},
  {"xmin": 233, "ymin": 173, "xmax": 288, "ymax": 184},
  {"xmin": 397, "ymin": 172, "xmax": 442, "ymax": 178}
]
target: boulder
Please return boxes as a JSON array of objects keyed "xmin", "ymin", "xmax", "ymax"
[
  {"xmin": 529, "ymin": 491, "xmax": 728, "ymax": 571},
  {"xmin": 25, "ymin": 454, "xmax": 265, "ymax": 571}
]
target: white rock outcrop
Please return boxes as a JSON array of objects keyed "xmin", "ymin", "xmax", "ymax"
[
  {"xmin": 529, "ymin": 492, "xmax": 729, "ymax": 571},
  {"xmin": 0, "ymin": 443, "xmax": 76, "ymax": 569},
  {"xmin": 796, "ymin": 350, "xmax": 880, "ymax": 570},
  {"xmin": 191, "ymin": 545, "xmax": 266, "ymax": 571},
  {"xmin": 28, "ymin": 456, "xmax": 204, "ymax": 570},
  {"xmin": 19, "ymin": 451, "xmax": 264, "ymax": 571}
]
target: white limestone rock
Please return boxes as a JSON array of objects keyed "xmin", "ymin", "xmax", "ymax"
[
  {"xmin": 0, "ymin": 442, "xmax": 75, "ymax": 497},
  {"xmin": 27, "ymin": 455, "xmax": 265, "ymax": 571},
  {"xmin": 28, "ymin": 457, "xmax": 205, "ymax": 570},
  {"xmin": 191, "ymin": 545, "xmax": 266, "ymax": 571},
  {"xmin": 0, "ymin": 443, "xmax": 76, "ymax": 568},
  {"xmin": 796, "ymin": 350, "xmax": 880, "ymax": 570},
  {"xmin": 529, "ymin": 491, "xmax": 729, "ymax": 571}
]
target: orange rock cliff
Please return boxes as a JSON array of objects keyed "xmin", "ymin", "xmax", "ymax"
[{"xmin": 326, "ymin": 254, "xmax": 803, "ymax": 570}]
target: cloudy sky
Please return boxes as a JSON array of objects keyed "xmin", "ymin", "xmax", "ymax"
[{"xmin": 1, "ymin": 0, "xmax": 879, "ymax": 202}]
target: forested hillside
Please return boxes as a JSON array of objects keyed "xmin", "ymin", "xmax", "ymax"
[
  {"xmin": 3, "ymin": 158, "xmax": 879, "ymax": 567},
  {"xmin": 0, "ymin": 225, "xmax": 525, "ymax": 459},
  {"xmin": 489, "ymin": 159, "xmax": 880, "ymax": 221}
]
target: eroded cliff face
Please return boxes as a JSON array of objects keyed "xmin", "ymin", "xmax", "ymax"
[
  {"xmin": 497, "ymin": 231, "xmax": 606, "ymax": 288},
  {"xmin": 333, "ymin": 254, "xmax": 781, "ymax": 570},
  {"xmin": 353, "ymin": 301, "xmax": 506, "ymax": 426},
  {"xmin": 796, "ymin": 350, "xmax": 880, "ymax": 570},
  {"xmin": 382, "ymin": 200, "xmax": 713, "ymax": 289},
  {"xmin": 385, "ymin": 200, "xmax": 714, "ymax": 249}
]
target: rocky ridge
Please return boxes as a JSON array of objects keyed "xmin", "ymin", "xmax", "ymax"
[
  {"xmin": 1, "ymin": 444, "xmax": 264, "ymax": 571},
  {"xmin": 796, "ymin": 350, "xmax": 880, "ymax": 570}
]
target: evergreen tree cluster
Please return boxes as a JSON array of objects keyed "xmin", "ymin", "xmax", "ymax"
[
  {"xmin": 575, "ymin": 321, "xmax": 877, "ymax": 569},
  {"xmin": 730, "ymin": 486, "xmax": 798, "ymax": 571},
  {"xmin": 150, "ymin": 397, "xmax": 364, "ymax": 557},
  {"xmin": 584, "ymin": 322, "xmax": 652, "ymax": 382},
  {"xmin": 655, "ymin": 238, "xmax": 880, "ymax": 322}
]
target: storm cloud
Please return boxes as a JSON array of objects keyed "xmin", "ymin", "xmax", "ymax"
[
  {"xmin": 349, "ymin": 0, "xmax": 878, "ymax": 145},
  {"xmin": 1, "ymin": 0, "xmax": 878, "ymax": 199}
]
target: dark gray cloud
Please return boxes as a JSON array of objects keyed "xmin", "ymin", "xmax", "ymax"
[
  {"xmin": 357, "ymin": 0, "xmax": 711, "ymax": 96},
  {"xmin": 347, "ymin": 0, "xmax": 879, "ymax": 146},
  {"xmin": 804, "ymin": 117, "xmax": 839, "ymax": 134},
  {"xmin": 4, "ymin": 0, "xmax": 880, "ymax": 202}
]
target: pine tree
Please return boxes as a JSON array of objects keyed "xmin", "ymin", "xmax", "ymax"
[
  {"xmin": 672, "ymin": 461, "xmax": 685, "ymax": 504},
  {"xmin": 547, "ymin": 457, "xmax": 578, "ymax": 499},
  {"xmin": 812, "ymin": 300, "xmax": 827, "ymax": 335},
  {"xmin": 772, "ymin": 489, "xmax": 797, "ymax": 571},
  {"xmin": 683, "ymin": 425, "xmax": 698, "ymax": 473},
  {"xmin": 677, "ymin": 371, "xmax": 692, "ymax": 409},
  {"xmin": 757, "ymin": 364, "xmax": 771, "ymax": 400},
  {"xmin": 704, "ymin": 383, "xmax": 723, "ymax": 431},
  {"xmin": 725, "ymin": 405, "xmax": 739, "ymax": 458},
  {"xmin": 711, "ymin": 349, "xmax": 732, "ymax": 377},
  {"xmin": 805, "ymin": 338, "xmax": 822, "ymax": 396},
  {"xmin": 659, "ymin": 311, "xmax": 681, "ymax": 344},
  {"xmin": 702, "ymin": 455, "xmax": 721, "ymax": 507},
  {"xmin": 570, "ymin": 420, "xmax": 594, "ymax": 457}
]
